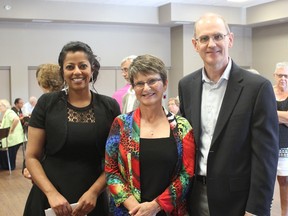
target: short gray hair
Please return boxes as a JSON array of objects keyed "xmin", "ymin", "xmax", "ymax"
[
  {"xmin": 275, "ymin": 62, "xmax": 288, "ymax": 70},
  {"xmin": 129, "ymin": 54, "xmax": 167, "ymax": 87},
  {"xmin": 121, "ymin": 55, "xmax": 138, "ymax": 65}
]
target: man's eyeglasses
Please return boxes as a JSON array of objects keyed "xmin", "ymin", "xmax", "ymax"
[
  {"xmin": 275, "ymin": 74, "xmax": 288, "ymax": 79},
  {"xmin": 195, "ymin": 33, "xmax": 229, "ymax": 44},
  {"xmin": 133, "ymin": 78, "xmax": 162, "ymax": 89}
]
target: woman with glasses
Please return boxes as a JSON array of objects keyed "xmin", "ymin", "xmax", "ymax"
[
  {"xmin": 105, "ymin": 54, "xmax": 195, "ymax": 216},
  {"xmin": 273, "ymin": 62, "xmax": 288, "ymax": 216}
]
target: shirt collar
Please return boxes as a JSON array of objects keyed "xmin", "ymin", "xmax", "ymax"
[{"xmin": 202, "ymin": 57, "xmax": 232, "ymax": 84}]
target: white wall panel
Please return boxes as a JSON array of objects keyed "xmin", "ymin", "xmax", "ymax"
[{"xmin": 0, "ymin": 67, "xmax": 11, "ymax": 103}]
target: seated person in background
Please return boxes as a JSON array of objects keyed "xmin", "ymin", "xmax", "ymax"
[
  {"xmin": 0, "ymin": 99, "xmax": 25, "ymax": 170},
  {"xmin": 22, "ymin": 96, "xmax": 38, "ymax": 117},
  {"xmin": 167, "ymin": 96, "xmax": 180, "ymax": 115},
  {"xmin": 112, "ymin": 55, "xmax": 137, "ymax": 112},
  {"xmin": 105, "ymin": 54, "xmax": 195, "ymax": 216}
]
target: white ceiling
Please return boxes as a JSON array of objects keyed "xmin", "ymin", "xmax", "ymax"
[{"xmin": 44, "ymin": 0, "xmax": 276, "ymax": 8}]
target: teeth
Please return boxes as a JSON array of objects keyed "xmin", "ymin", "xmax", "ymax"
[{"xmin": 72, "ymin": 78, "xmax": 84, "ymax": 81}]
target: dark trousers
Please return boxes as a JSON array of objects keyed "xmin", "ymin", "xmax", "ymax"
[
  {"xmin": 0, "ymin": 144, "xmax": 21, "ymax": 170},
  {"xmin": 188, "ymin": 179, "xmax": 210, "ymax": 216}
]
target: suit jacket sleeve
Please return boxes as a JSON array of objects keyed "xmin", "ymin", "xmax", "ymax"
[{"xmin": 246, "ymin": 80, "xmax": 279, "ymax": 215}]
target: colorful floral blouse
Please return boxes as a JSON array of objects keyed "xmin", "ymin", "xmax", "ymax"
[{"xmin": 105, "ymin": 107, "xmax": 195, "ymax": 215}]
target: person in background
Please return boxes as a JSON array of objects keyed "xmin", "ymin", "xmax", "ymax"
[
  {"xmin": 11, "ymin": 98, "xmax": 24, "ymax": 117},
  {"xmin": 12, "ymin": 97, "xmax": 29, "ymax": 132},
  {"xmin": 273, "ymin": 62, "xmax": 288, "ymax": 216},
  {"xmin": 178, "ymin": 13, "xmax": 279, "ymax": 215},
  {"xmin": 112, "ymin": 55, "xmax": 138, "ymax": 112},
  {"xmin": 36, "ymin": 63, "xmax": 64, "ymax": 93},
  {"xmin": 22, "ymin": 63, "xmax": 64, "ymax": 180},
  {"xmin": 0, "ymin": 99, "xmax": 25, "ymax": 170},
  {"xmin": 167, "ymin": 96, "xmax": 180, "ymax": 115},
  {"xmin": 24, "ymin": 41, "xmax": 120, "ymax": 216},
  {"xmin": 22, "ymin": 96, "xmax": 37, "ymax": 117},
  {"xmin": 105, "ymin": 54, "xmax": 195, "ymax": 216}
]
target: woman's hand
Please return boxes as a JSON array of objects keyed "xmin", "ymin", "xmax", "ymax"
[
  {"xmin": 72, "ymin": 190, "xmax": 97, "ymax": 216},
  {"xmin": 47, "ymin": 191, "xmax": 72, "ymax": 216},
  {"xmin": 129, "ymin": 200, "xmax": 161, "ymax": 216}
]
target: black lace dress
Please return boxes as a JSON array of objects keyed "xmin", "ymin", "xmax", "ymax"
[{"xmin": 24, "ymin": 101, "xmax": 109, "ymax": 215}]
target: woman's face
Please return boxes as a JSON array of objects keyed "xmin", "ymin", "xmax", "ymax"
[
  {"xmin": 274, "ymin": 67, "xmax": 288, "ymax": 91},
  {"xmin": 133, "ymin": 72, "xmax": 167, "ymax": 107},
  {"xmin": 63, "ymin": 51, "xmax": 92, "ymax": 92}
]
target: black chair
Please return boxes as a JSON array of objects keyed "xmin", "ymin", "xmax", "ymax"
[{"xmin": 0, "ymin": 127, "xmax": 12, "ymax": 174}]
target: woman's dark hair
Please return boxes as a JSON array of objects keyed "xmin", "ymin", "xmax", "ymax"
[{"xmin": 58, "ymin": 41, "xmax": 100, "ymax": 84}]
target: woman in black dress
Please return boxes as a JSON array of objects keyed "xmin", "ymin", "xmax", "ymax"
[{"xmin": 24, "ymin": 41, "xmax": 120, "ymax": 216}]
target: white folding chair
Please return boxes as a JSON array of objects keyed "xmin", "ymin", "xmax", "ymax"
[{"xmin": 0, "ymin": 127, "xmax": 12, "ymax": 174}]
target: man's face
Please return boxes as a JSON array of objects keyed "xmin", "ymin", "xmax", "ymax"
[
  {"xmin": 168, "ymin": 100, "xmax": 179, "ymax": 114},
  {"xmin": 17, "ymin": 99, "xmax": 24, "ymax": 109},
  {"xmin": 192, "ymin": 16, "xmax": 234, "ymax": 70},
  {"xmin": 121, "ymin": 60, "xmax": 132, "ymax": 83}
]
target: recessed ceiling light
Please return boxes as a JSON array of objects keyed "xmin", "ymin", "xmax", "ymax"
[{"xmin": 4, "ymin": 5, "xmax": 12, "ymax": 10}]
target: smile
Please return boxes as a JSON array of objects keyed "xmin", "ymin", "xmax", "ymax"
[{"xmin": 72, "ymin": 77, "xmax": 85, "ymax": 82}]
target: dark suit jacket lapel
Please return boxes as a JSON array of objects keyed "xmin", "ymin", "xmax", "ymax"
[
  {"xmin": 191, "ymin": 71, "xmax": 202, "ymax": 147},
  {"xmin": 211, "ymin": 63, "xmax": 244, "ymax": 146}
]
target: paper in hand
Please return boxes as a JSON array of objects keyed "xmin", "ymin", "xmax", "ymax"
[{"xmin": 44, "ymin": 203, "xmax": 84, "ymax": 216}]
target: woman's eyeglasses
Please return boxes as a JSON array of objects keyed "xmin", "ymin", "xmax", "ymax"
[
  {"xmin": 275, "ymin": 74, "xmax": 288, "ymax": 79},
  {"xmin": 133, "ymin": 78, "xmax": 162, "ymax": 89}
]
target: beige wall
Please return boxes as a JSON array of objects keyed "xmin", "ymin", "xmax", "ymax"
[
  {"xmin": 1, "ymin": 0, "xmax": 287, "ymax": 103},
  {"xmin": 0, "ymin": 22, "xmax": 171, "ymax": 103},
  {"xmin": 252, "ymin": 22, "xmax": 288, "ymax": 82}
]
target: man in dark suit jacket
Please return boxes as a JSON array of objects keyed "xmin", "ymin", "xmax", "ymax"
[{"xmin": 178, "ymin": 13, "xmax": 279, "ymax": 216}]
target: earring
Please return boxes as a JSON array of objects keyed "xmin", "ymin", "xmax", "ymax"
[
  {"xmin": 90, "ymin": 72, "xmax": 97, "ymax": 93},
  {"xmin": 64, "ymin": 81, "xmax": 69, "ymax": 95}
]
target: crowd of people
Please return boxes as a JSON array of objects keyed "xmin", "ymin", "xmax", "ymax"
[{"xmin": 0, "ymin": 12, "xmax": 285, "ymax": 216}]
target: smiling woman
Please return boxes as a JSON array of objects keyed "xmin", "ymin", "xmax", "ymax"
[
  {"xmin": 23, "ymin": 41, "xmax": 120, "ymax": 216},
  {"xmin": 105, "ymin": 54, "xmax": 196, "ymax": 216}
]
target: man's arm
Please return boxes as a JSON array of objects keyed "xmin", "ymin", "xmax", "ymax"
[{"xmin": 246, "ymin": 80, "xmax": 279, "ymax": 215}]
